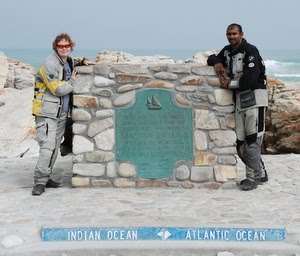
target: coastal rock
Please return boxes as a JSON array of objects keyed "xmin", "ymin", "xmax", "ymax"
[
  {"xmin": 95, "ymin": 50, "xmax": 135, "ymax": 63},
  {"xmin": 0, "ymin": 52, "xmax": 9, "ymax": 90},
  {"xmin": 0, "ymin": 53, "xmax": 37, "ymax": 158},
  {"xmin": 0, "ymin": 52, "xmax": 38, "ymax": 158},
  {"xmin": 187, "ymin": 50, "xmax": 220, "ymax": 65},
  {"xmin": 5, "ymin": 58, "xmax": 35, "ymax": 89},
  {"xmin": 95, "ymin": 50, "xmax": 176, "ymax": 64},
  {"xmin": 264, "ymin": 82, "xmax": 300, "ymax": 154},
  {"xmin": 0, "ymin": 87, "xmax": 38, "ymax": 158},
  {"xmin": 0, "ymin": 52, "xmax": 35, "ymax": 90}
]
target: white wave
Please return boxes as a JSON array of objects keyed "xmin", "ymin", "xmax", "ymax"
[
  {"xmin": 274, "ymin": 73, "xmax": 300, "ymax": 78},
  {"xmin": 265, "ymin": 59, "xmax": 300, "ymax": 79},
  {"xmin": 264, "ymin": 59, "xmax": 280, "ymax": 66},
  {"xmin": 264, "ymin": 59, "xmax": 300, "ymax": 81},
  {"xmin": 264, "ymin": 59, "xmax": 297, "ymax": 68}
]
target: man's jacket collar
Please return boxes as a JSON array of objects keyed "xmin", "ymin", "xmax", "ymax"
[{"xmin": 228, "ymin": 38, "xmax": 248, "ymax": 57}]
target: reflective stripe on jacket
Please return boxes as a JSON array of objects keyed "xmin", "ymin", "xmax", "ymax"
[{"xmin": 32, "ymin": 53, "xmax": 85, "ymax": 119}]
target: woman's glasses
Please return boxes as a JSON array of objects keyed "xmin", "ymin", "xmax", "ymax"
[{"xmin": 56, "ymin": 44, "xmax": 71, "ymax": 49}]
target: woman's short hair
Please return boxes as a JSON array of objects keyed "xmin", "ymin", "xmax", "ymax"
[{"xmin": 52, "ymin": 33, "xmax": 75, "ymax": 51}]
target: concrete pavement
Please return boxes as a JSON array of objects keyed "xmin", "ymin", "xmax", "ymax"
[{"xmin": 0, "ymin": 154, "xmax": 299, "ymax": 255}]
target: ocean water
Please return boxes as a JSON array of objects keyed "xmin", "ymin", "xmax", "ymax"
[
  {"xmin": 261, "ymin": 49, "xmax": 300, "ymax": 83},
  {"xmin": 1, "ymin": 48, "xmax": 300, "ymax": 83}
]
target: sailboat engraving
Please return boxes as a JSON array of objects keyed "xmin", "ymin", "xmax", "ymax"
[{"xmin": 146, "ymin": 95, "xmax": 162, "ymax": 110}]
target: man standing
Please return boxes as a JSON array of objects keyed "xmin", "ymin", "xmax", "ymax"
[
  {"xmin": 32, "ymin": 33, "xmax": 95, "ymax": 196},
  {"xmin": 207, "ymin": 23, "xmax": 268, "ymax": 191}
]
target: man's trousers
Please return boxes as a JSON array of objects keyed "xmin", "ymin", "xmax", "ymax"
[{"xmin": 235, "ymin": 107, "xmax": 266, "ymax": 181}]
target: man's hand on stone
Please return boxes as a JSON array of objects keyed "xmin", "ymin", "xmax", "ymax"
[
  {"xmin": 219, "ymin": 72, "xmax": 231, "ymax": 89},
  {"xmin": 214, "ymin": 63, "xmax": 225, "ymax": 76}
]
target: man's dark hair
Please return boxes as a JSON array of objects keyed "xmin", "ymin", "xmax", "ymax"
[{"xmin": 227, "ymin": 23, "xmax": 243, "ymax": 33}]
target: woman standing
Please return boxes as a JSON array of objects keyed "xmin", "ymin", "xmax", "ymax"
[{"xmin": 32, "ymin": 33, "xmax": 95, "ymax": 196}]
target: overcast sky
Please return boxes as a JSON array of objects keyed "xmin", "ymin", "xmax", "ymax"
[{"xmin": 1, "ymin": 0, "xmax": 299, "ymax": 52}]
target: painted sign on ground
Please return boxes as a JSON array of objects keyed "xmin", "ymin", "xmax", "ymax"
[{"xmin": 42, "ymin": 227, "xmax": 285, "ymax": 242}]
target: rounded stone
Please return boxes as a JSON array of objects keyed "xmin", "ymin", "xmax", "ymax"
[
  {"xmin": 175, "ymin": 165, "xmax": 190, "ymax": 181},
  {"xmin": 118, "ymin": 163, "xmax": 136, "ymax": 177},
  {"xmin": 72, "ymin": 123, "xmax": 87, "ymax": 134},
  {"xmin": 1, "ymin": 235, "xmax": 23, "ymax": 248},
  {"xmin": 107, "ymin": 161, "xmax": 118, "ymax": 178},
  {"xmin": 72, "ymin": 109, "xmax": 92, "ymax": 121}
]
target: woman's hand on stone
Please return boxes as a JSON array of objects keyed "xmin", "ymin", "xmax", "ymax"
[{"xmin": 83, "ymin": 59, "xmax": 96, "ymax": 66}]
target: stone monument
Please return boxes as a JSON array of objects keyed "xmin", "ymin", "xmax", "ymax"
[{"xmin": 71, "ymin": 63, "xmax": 237, "ymax": 188}]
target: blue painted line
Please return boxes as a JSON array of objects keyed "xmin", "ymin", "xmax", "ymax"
[{"xmin": 42, "ymin": 227, "xmax": 285, "ymax": 242}]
